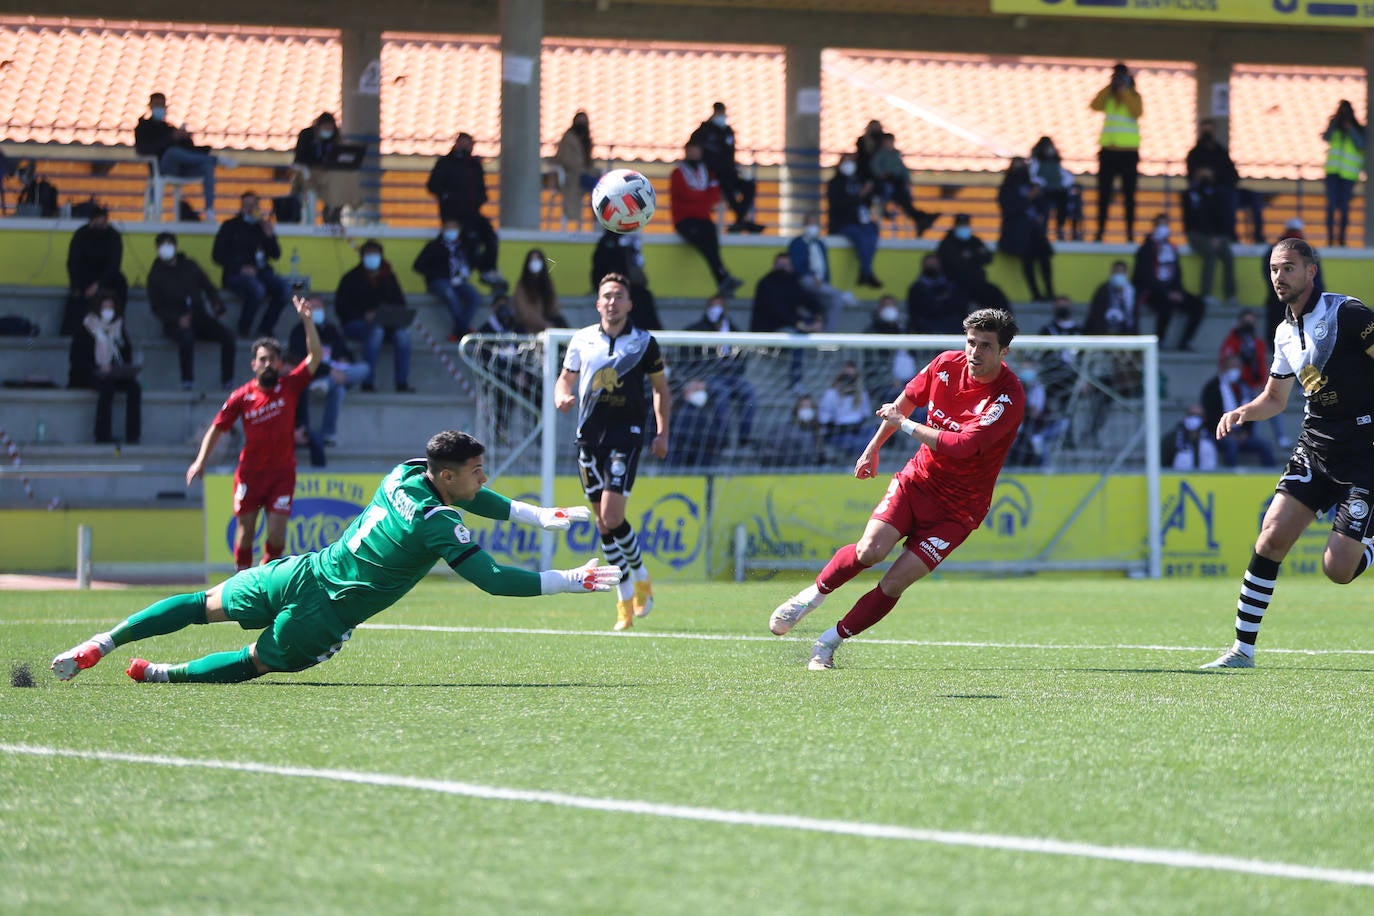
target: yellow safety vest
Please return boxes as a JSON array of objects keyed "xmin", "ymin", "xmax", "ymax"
[
  {"xmin": 1098, "ymin": 97, "xmax": 1140, "ymax": 151},
  {"xmin": 1325, "ymin": 131, "xmax": 1362, "ymax": 181}
]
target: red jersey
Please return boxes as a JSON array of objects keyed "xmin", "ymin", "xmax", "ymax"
[
  {"xmin": 899, "ymin": 350, "xmax": 1024, "ymax": 523},
  {"xmin": 670, "ymin": 161, "xmax": 720, "ymax": 224},
  {"xmin": 212, "ymin": 360, "xmax": 314, "ymax": 474}
]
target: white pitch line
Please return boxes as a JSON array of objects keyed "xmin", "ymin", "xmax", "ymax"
[
  {"xmin": 2, "ymin": 742, "xmax": 1372, "ymax": 889},
  {"xmin": 358, "ymin": 623, "xmax": 1374, "ymax": 657}
]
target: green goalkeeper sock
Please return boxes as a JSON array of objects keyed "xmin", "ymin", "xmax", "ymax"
[
  {"xmin": 110, "ymin": 592, "xmax": 208, "ymax": 646},
  {"xmin": 167, "ymin": 647, "xmax": 260, "ymax": 684}
]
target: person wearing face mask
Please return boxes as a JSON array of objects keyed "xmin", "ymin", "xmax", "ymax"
[
  {"xmin": 818, "ymin": 361, "xmax": 875, "ymax": 458},
  {"xmin": 1218, "ymin": 307, "xmax": 1290, "ymax": 450},
  {"xmin": 146, "ymin": 231, "xmax": 237, "ymax": 390},
  {"xmin": 787, "ymin": 212, "xmax": 858, "ymax": 330},
  {"xmin": 63, "ymin": 206, "xmax": 128, "ymax": 334},
  {"xmin": 1201, "ymin": 354, "xmax": 1275, "ymax": 469},
  {"xmin": 68, "ymin": 291, "xmax": 141, "ymax": 445},
  {"xmin": 1131, "ymin": 214, "xmax": 1205, "ymax": 351},
  {"xmin": 591, "ymin": 229, "xmax": 662, "ymax": 330},
  {"xmin": 414, "ymin": 219, "xmax": 481, "ymax": 341},
  {"xmin": 869, "ymin": 132, "xmax": 939, "ymax": 235},
  {"xmin": 287, "ymin": 293, "xmax": 368, "ymax": 451},
  {"xmin": 1035, "ymin": 296, "xmax": 1083, "ymax": 424},
  {"xmin": 750, "ymin": 251, "xmax": 823, "ymax": 390},
  {"xmin": 1168, "ymin": 405, "xmax": 1218, "ymax": 471},
  {"xmin": 555, "ymin": 110, "xmax": 602, "ymax": 223},
  {"xmin": 1090, "ymin": 62, "xmax": 1143, "ymax": 243},
  {"xmin": 774, "ymin": 394, "xmax": 827, "ymax": 466},
  {"xmin": 997, "ymin": 156, "xmax": 1056, "ymax": 302},
  {"xmin": 335, "ymin": 240, "xmax": 416, "ymax": 393},
  {"xmin": 511, "ymin": 248, "xmax": 568, "ymax": 333},
  {"xmin": 683, "ymin": 296, "xmax": 757, "ymax": 448},
  {"xmin": 133, "ymin": 91, "xmax": 235, "ymax": 220},
  {"xmin": 863, "ymin": 296, "xmax": 916, "ymax": 408},
  {"xmin": 671, "ymin": 140, "xmax": 744, "ymax": 297},
  {"xmin": 212, "ymin": 191, "xmax": 291, "ymax": 338},
  {"xmin": 291, "ymin": 111, "xmax": 356, "ymax": 225},
  {"xmin": 906, "ymin": 254, "xmax": 964, "ymax": 335},
  {"xmin": 1029, "ymin": 136, "xmax": 1081, "ymax": 242},
  {"xmin": 688, "ymin": 101, "xmax": 763, "ymax": 234},
  {"xmin": 827, "ymin": 154, "xmax": 883, "ymax": 288},
  {"xmin": 187, "ymin": 295, "xmax": 323, "ymax": 571},
  {"xmin": 426, "ymin": 132, "xmax": 505, "ymax": 288},
  {"xmin": 1182, "ymin": 166, "xmax": 1237, "ymax": 309},
  {"xmin": 667, "ymin": 379, "xmax": 727, "ymax": 468},
  {"xmin": 936, "ymin": 213, "xmax": 1009, "ymax": 313},
  {"xmin": 1086, "ymin": 260, "xmax": 1138, "ymax": 336}
]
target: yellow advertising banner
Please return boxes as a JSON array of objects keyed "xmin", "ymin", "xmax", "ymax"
[
  {"xmin": 992, "ymin": 0, "xmax": 1374, "ymax": 29},
  {"xmin": 203, "ymin": 472, "xmax": 708, "ymax": 580}
]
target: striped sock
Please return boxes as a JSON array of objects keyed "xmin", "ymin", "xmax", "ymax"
[
  {"xmin": 601, "ymin": 532, "xmax": 634, "ymax": 601},
  {"xmin": 1233, "ymin": 552, "xmax": 1280, "ymax": 656},
  {"xmin": 1353, "ymin": 541, "xmax": 1374, "ymax": 579},
  {"xmin": 611, "ymin": 521, "xmax": 645, "ymax": 578}
]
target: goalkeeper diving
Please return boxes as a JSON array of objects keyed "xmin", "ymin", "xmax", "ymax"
[{"xmin": 52, "ymin": 430, "xmax": 620, "ymax": 684}]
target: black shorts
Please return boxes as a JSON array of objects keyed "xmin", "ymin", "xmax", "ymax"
[
  {"xmin": 577, "ymin": 442, "xmax": 642, "ymax": 502},
  {"xmin": 1275, "ymin": 443, "xmax": 1374, "ymax": 540}
]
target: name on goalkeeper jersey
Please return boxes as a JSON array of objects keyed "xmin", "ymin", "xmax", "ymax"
[{"xmin": 385, "ymin": 481, "xmax": 418, "ymax": 522}]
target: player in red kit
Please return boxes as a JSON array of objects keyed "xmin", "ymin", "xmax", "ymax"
[
  {"xmin": 769, "ymin": 308, "xmax": 1024, "ymax": 670},
  {"xmin": 187, "ymin": 295, "xmax": 323, "ymax": 570}
]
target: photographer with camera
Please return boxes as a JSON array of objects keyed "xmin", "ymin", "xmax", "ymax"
[{"xmin": 1091, "ymin": 62, "xmax": 1143, "ymax": 243}]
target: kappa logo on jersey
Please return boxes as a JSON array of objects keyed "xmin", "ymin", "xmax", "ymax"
[
  {"xmin": 590, "ymin": 365, "xmax": 623, "ymax": 394},
  {"xmin": 979, "ymin": 402, "xmax": 1006, "ymax": 426},
  {"xmin": 937, "ymin": 370, "xmax": 950, "ymax": 385},
  {"xmin": 996, "ymin": 393, "xmax": 1013, "ymax": 405},
  {"xmin": 453, "ymin": 523, "xmax": 471, "ymax": 544}
]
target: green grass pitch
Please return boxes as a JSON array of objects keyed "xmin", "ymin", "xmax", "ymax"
[{"xmin": 4, "ymin": 577, "xmax": 1374, "ymax": 914}]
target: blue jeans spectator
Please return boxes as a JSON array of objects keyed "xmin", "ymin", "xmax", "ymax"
[
  {"xmin": 160, "ymin": 146, "xmax": 218, "ymax": 211},
  {"xmin": 1325, "ymin": 173, "xmax": 1356, "ymax": 245},
  {"xmin": 707, "ymin": 373, "xmax": 757, "ymax": 445},
  {"xmin": 318, "ymin": 363, "xmax": 371, "ymax": 440},
  {"xmin": 427, "ymin": 278, "xmax": 481, "ymax": 339},
  {"xmin": 838, "ymin": 223, "xmax": 879, "ymax": 277},
  {"xmin": 224, "ymin": 268, "xmax": 290, "ymax": 337},
  {"xmin": 343, "ymin": 318, "xmax": 413, "ymax": 390}
]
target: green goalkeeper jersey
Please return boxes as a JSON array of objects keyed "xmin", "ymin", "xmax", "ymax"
[{"xmin": 310, "ymin": 460, "xmax": 537, "ymax": 627}]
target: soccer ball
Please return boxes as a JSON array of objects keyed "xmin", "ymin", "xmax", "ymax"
[{"xmin": 591, "ymin": 169, "xmax": 656, "ymax": 234}]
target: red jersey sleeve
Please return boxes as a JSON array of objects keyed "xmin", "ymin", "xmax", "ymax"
[
  {"xmin": 902, "ymin": 352, "xmax": 949, "ymax": 407},
  {"xmin": 934, "ymin": 371, "xmax": 1025, "ymax": 457},
  {"xmin": 284, "ymin": 358, "xmax": 315, "ymax": 395},
  {"xmin": 211, "ymin": 391, "xmax": 243, "ymax": 433}
]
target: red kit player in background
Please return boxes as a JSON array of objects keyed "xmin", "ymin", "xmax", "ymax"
[
  {"xmin": 769, "ymin": 308, "xmax": 1024, "ymax": 670},
  {"xmin": 187, "ymin": 295, "xmax": 323, "ymax": 570}
]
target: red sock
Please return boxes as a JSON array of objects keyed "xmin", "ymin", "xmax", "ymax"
[
  {"xmin": 263, "ymin": 541, "xmax": 284, "ymax": 564},
  {"xmin": 837, "ymin": 586, "xmax": 900, "ymax": 639},
  {"xmin": 234, "ymin": 543, "xmax": 253, "ymax": 571},
  {"xmin": 817, "ymin": 543, "xmax": 869, "ymax": 594}
]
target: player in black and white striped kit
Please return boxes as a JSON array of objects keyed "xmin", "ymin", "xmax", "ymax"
[
  {"xmin": 1203, "ymin": 238, "xmax": 1374, "ymax": 668},
  {"xmin": 555, "ymin": 272, "xmax": 670, "ymax": 631}
]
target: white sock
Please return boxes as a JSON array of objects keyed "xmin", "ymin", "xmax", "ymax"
[
  {"xmin": 1232, "ymin": 640, "xmax": 1255, "ymax": 658},
  {"xmin": 616, "ymin": 579, "xmax": 635, "ymax": 601},
  {"xmin": 818, "ymin": 626, "xmax": 841, "ymax": 648},
  {"xmin": 91, "ymin": 633, "xmax": 115, "ymax": 656},
  {"xmin": 797, "ymin": 584, "xmax": 824, "ymax": 607},
  {"xmin": 143, "ymin": 663, "xmax": 170, "ymax": 683}
]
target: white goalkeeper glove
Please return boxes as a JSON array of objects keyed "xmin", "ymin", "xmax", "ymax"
[
  {"xmin": 539, "ymin": 558, "xmax": 622, "ymax": 594},
  {"xmin": 508, "ymin": 500, "xmax": 592, "ymax": 531}
]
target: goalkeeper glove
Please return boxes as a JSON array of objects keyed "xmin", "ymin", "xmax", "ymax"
[
  {"xmin": 539, "ymin": 558, "xmax": 622, "ymax": 594},
  {"xmin": 508, "ymin": 500, "xmax": 592, "ymax": 531}
]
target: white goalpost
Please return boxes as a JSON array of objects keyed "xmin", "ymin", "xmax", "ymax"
[{"xmin": 458, "ymin": 329, "xmax": 1162, "ymax": 578}]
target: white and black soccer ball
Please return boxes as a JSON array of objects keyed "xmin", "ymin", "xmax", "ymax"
[{"xmin": 591, "ymin": 168, "xmax": 656, "ymax": 234}]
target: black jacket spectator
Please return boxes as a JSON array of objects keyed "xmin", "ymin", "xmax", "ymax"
[
  {"xmin": 146, "ymin": 254, "xmax": 225, "ymax": 326},
  {"xmin": 413, "ymin": 236, "xmax": 466, "ymax": 284},
  {"xmin": 67, "ymin": 221, "xmax": 125, "ymax": 298},
  {"xmin": 591, "ymin": 230, "xmax": 661, "ymax": 330},
  {"xmin": 1183, "ymin": 180, "xmax": 1232, "ymax": 238},
  {"xmin": 288, "ymin": 320, "xmax": 356, "ymax": 380},
  {"xmin": 750, "ymin": 265, "xmax": 821, "ymax": 333},
  {"xmin": 335, "ymin": 261, "xmax": 406, "ymax": 324},
  {"xmin": 293, "ymin": 122, "xmax": 341, "ymax": 169},
  {"xmin": 426, "ymin": 148, "xmax": 489, "ymax": 221},
  {"xmin": 826, "ymin": 172, "xmax": 869, "ymax": 235},
  {"xmin": 212, "ymin": 215, "xmax": 282, "ymax": 286},
  {"xmin": 133, "ymin": 117, "xmax": 187, "ymax": 158},
  {"xmin": 907, "ymin": 262, "xmax": 966, "ymax": 334}
]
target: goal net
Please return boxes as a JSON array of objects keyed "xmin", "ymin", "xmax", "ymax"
[{"xmin": 458, "ymin": 330, "xmax": 1162, "ymax": 578}]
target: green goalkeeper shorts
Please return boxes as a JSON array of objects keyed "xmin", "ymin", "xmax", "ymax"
[{"xmin": 220, "ymin": 554, "xmax": 353, "ymax": 672}]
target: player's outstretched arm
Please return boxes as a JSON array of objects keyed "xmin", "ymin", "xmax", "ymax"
[
  {"xmin": 458, "ymin": 487, "xmax": 591, "ymax": 530},
  {"xmin": 453, "ymin": 551, "xmax": 620, "ymax": 597},
  {"xmin": 295, "ymin": 295, "xmax": 324, "ymax": 373},
  {"xmin": 540, "ymin": 558, "xmax": 622, "ymax": 594},
  {"xmin": 186, "ymin": 425, "xmax": 224, "ymax": 485}
]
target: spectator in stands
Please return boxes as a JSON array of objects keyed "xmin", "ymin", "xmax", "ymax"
[
  {"xmin": 426, "ymin": 132, "xmax": 504, "ymax": 287},
  {"xmin": 862, "ymin": 296, "xmax": 916, "ymax": 409},
  {"xmin": 1090, "ymin": 62, "xmax": 1143, "ymax": 243},
  {"xmin": 1184, "ymin": 118, "xmax": 1242, "ymax": 238},
  {"xmin": 667, "ymin": 379, "xmax": 728, "ymax": 468},
  {"xmin": 212, "ymin": 191, "xmax": 290, "ymax": 338},
  {"xmin": 1323, "ymin": 99, "xmax": 1364, "ymax": 247},
  {"xmin": 146, "ymin": 231, "xmax": 236, "ymax": 391},
  {"xmin": 512, "ymin": 248, "xmax": 568, "ymax": 333},
  {"xmin": 936, "ymin": 213, "xmax": 1009, "ymax": 312},
  {"xmin": 1219, "ymin": 306, "xmax": 1290, "ymax": 450},
  {"xmin": 68, "ymin": 290, "xmax": 140, "ymax": 445},
  {"xmin": 1262, "ymin": 219, "xmax": 1323, "ymax": 336},
  {"xmin": 854, "ymin": 120, "xmax": 885, "ymax": 188},
  {"xmin": 906, "ymin": 253, "xmax": 965, "ymax": 334},
  {"xmin": 775, "ymin": 394, "xmax": 826, "ymax": 467},
  {"xmin": 998, "ymin": 156, "xmax": 1056, "ymax": 302},
  {"xmin": 288, "ymin": 293, "xmax": 368, "ymax": 449},
  {"xmin": 592, "ymin": 228, "xmax": 662, "ymax": 329},
  {"xmin": 819, "ymin": 361, "xmax": 873, "ymax": 457},
  {"xmin": 682, "ymin": 295, "xmax": 756, "ymax": 448},
  {"xmin": 1083, "ymin": 266, "xmax": 1143, "ymax": 447},
  {"xmin": 1201, "ymin": 353, "xmax": 1276, "ymax": 469},
  {"xmin": 291, "ymin": 111, "xmax": 353, "ymax": 225},
  {"xmin": 671, "ymin": 139, "xmax": 743, "ymax": 297},
  {"xmin": 1182, "ymin": 166, "xmax": 1237, "ymax": 309},
  {"xmin": 335, "ymin": 239, "xmax": 415, "ymax": 393},
  {"xmin": 474, "ymin": 293, "xmax": 538, "ymax": 442},
  {"xmin": 827, "ymin": 153, "xmax": 882, "ymax": 288},
  {"xmin": 690, "ymin": 101, "xmax": 763, "ymax": 233},
  {"xmin": 869, "ymin": 132, "xmax": 938, "ymax": 236},
  {"xmin": 1029, "ymin": 136, "xmax": 1081, "ymax": 241},
  {"xmin": 63, "ymin": 205, "xmax": 127, "ymax": 335},
  {"xmin": 133, "ymin": 92, "xmax": 234, "ymax": 220},
  {"xmin": 1036, "ymin": 295, "xmax": 1082, "ymax": 423},
  {"xmin": 788, "ymin": 211, "xmax": 858, "ymax": 331},
  {"xmin": 554, "ymin": 110, "xmax": 600, "ymax": 224},
  {"xmin": 1168, "ymin": 405, "xmax": 1218, "ymax": 471},
  {"xmin": 751, "ymin": 251, "xmax": 822, "ymax": 391},
  {"xmin": 1086, "ymin": 260, "xmax": 1139, "ymax": 336},
  {"xmin": 413, "ymin": 218, "xmax": 480, "ymax": 341},
  {"xmin": 1132, "ymin": 214, "xmax": 1205, "ymax": 352}
]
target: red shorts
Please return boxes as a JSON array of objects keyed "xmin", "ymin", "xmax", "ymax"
[
  {"xmin": 870, "ymin": 473, "xmax": 977, "ymax": 570},
  {"xmin": 233, "ymin": 466, "xmax": 296, "ymax": 517}
]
